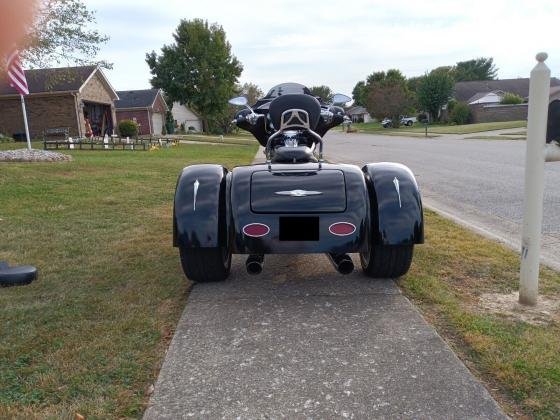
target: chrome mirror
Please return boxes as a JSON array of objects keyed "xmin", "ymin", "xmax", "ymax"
[
  {"xmin": 332, "ymin": 93, "xmax": 352, "ymax": 105},
  {"xmin": 228, "ymin": 96, "xmax": 248, "ymax": 107}
]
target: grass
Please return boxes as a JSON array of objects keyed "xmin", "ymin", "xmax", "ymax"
[
  {"xmin": 352, "ymin": 120, "xmax": 527, "ymax": 135},
  {"xmin": 2, "ymin": 142, "xmax": 559, "ymax": 418},
  {"xmin": 0, "ymin": 142, "xmax": 258, "ymax": 418},
  {"xmin": 401, "ymin": 210, "xmax": 560, "ymax": 418}
]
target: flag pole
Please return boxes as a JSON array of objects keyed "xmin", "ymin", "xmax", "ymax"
[{"xmin": 20, "ymin": 94, "xmax": 31, "ymax": 150}]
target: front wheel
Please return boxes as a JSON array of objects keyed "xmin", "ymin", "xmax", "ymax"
[
  {"xmin": 360, "ymin": 244, "xmax": 413, "ymax": 278},
  {"xmin": 179, "ymin": 247, "xmax": 231, "ymax": 283}
]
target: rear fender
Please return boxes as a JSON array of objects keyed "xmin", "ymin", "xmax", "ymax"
[
  {"xmin": 362, "ymin": 163, "xmax": 424, "ymax": 245},
  {"xmin": 173, "ymin": 164, "xmax": 228, "ymax": 248}
]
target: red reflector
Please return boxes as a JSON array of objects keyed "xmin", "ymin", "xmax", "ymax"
[
  {"xmin": 243, "ymin": 223, "xmax": 270, "ymax": 238},
  {"xmin": 329, "ymin": 222, "xmax": 356, "ymax": 236}
]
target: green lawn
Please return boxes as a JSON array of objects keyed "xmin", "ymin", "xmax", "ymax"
[
  {"xmin": 1, "ymin": 142, "xmax": 559, "ymax": 418},
  {"xmin": 0, "ymin": 143, "xmax": 258, "ymax": 418},
  {"xmin": 402, "ymin": 211, "xmax": 560, "ymax": 418},
  {"xmin": 352, "ymin": 120, "xmax": 527, "ymax": 135}
]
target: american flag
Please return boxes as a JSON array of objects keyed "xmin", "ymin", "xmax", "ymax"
[{"xmin": 6, "ymin": 50, "xmax": 29, "ymax": 96}]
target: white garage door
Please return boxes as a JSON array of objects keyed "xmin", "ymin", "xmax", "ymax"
[{"xmin": 152, "ymin": 112, "xmax": 163, "ymax": 135}]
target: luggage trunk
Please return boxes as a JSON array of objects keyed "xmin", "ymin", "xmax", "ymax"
[{"xmin": 250, "ymin": 169, "xmax": 346, "ymax": 213}]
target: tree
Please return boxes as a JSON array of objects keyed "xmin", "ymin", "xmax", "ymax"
[
  {"xmin": 453, "ymin": 57, "xmax": 497, "ymax": 81},
  {"xmin": 238, "ymin": 82, "xmax": 263, "ymax": 105},
  {"xmin": 309, "ymin": 85, "xmax": 333, "ymax": 103},
  {"xmin": 20, "ymin": 0, "xmax": 110, "ymax": 68},
  {"xmin": 352, "ymin": 81, "xmax": 368, "ymax": 107},
  {"xmin": 407, "ymin": 76, "xmax": 424, "ymax": 94},
  {"xmin": 417, "ymin": 70, "xmax": 454, "ymax": 122},
  {"xmin": 367, "ymin": 84, "xmax": 412, "ymax": 128},
  {"xmin": 356, "ymin": 69, "xmax": 414, "ymax": 125},
  {"xmin": 146, "ymin": 19, "xmax": 243, "ymax": 133}
]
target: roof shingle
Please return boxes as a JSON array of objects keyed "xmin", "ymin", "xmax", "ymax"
[
  {"xmin": 0, "ymin": 65, "xmax": 97, "ymax": 96},
  {"xmin": 115, "ymin": 89, "xmax": 162, "ymax": 109}
]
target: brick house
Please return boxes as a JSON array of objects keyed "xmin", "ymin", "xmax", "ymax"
[
  {"xmin": 0, "ymin": 65, "xmax": 118, "ymax": 138},
  {"xmin": 115, "ymin": 89, "xmax": 168, "ymax": 135},
  {"xmin": 451, "ymin": 78, "xmax": 560, "ymax": 123}
]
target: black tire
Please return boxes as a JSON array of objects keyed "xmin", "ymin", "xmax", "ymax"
[
  {"xmin": 407, "ymin": 120, "xmax": 413, "ymax": 126},
  {"xmin": 179, "ymin": 247, "xmax": 231, "ymax": 283},
  {"xmin": 360, "ymin": 244, "xmax": 413, "ymax": 278}
]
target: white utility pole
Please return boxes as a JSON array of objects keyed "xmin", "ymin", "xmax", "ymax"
[{"xmin": 520, "ymin": 52, "xmax": 551, "ymax": 306}]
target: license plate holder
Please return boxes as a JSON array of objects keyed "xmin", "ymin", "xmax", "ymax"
[{"xmin": 279, "ymin": 217, "xmax": 319, "ymax": 241}]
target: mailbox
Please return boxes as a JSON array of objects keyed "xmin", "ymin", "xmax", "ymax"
[{"xmin": 546, "ymin": 99, "xmax": 560, "ymax": 143}]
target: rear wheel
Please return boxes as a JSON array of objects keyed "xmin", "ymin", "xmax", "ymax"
[
  {"xmin": 179, "ymin": 247, "xmax": 231, "ymax": 283},
  {"xmin": 360, "ymin": 244, "xmax": 413, "ymax": 278}
]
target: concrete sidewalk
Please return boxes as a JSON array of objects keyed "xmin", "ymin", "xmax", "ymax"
[{"xmin": 144, "ymin": 254, "xmax": 506, "ymax": 419}]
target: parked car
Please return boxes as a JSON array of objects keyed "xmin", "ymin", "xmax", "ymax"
[
  {"xmin": 381, "ymin": 116, "xmax": 417, "ymax": 128},
  {"xmin": 381, "ymin": 117, "xmax": 393, "ymax": 128},
  {"xmin": 400, "ymin": 116, "xmax": 417, "ymax": 126}
]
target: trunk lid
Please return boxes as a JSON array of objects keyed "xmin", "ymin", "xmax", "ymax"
[{"xmin": 250, "ymin": 170, "xmax": 346, "ymax": 213}]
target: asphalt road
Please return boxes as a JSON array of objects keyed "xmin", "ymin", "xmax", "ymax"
[{"xmin": 325, "ymin": 131, "xmax": 560, "ymax": 268}]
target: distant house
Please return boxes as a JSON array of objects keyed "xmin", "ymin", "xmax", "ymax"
[
  {"xmin": 171, "ymin": 101, "xmax": 203, "ymax": 132},
  {"xmin": 0, "ymin": 65, "xmax": 118, "ymax": 138},
  {"xmin": 115, "ymin": 89, "xmax": 168, "ymax": 135},
  {"xmin": 454, "ymin": 78, "xmax": 560, "ymax": 103},
  {"xmin": 466, "ymin": 90, "xmax": 505, "ymax": 105},
  {"xmin": 453, "ymin": 78, "xmax": 560, "ymax": 123},
  {"xmin": 346, "ymin": 106, "xmax": 373, "ymax": 123}
]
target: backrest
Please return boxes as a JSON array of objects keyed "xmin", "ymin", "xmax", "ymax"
[{"xmin": 268, "ymin": 94, "xmax": 321, "ymax": 131}]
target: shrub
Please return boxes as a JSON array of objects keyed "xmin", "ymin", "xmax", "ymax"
[
  {"xmin": 118, "ymin": 120, "xmax": 138, "ymax": 138},
  {"xmin": 500, "ymin": 92, "xmax": 524, "ymax": 105},
  {"xmin": 447, "ymin": 99, "xmax": 457, "ymax": 112},
  {"xmin": 417, "ymin": 112, "xmax": 429, "ymax": 123},
  {"xmin": 449, "ymin": 102, "xmax": 471, "ymax": 125},
  {"xmin": 179, "ymin": 123, "xmax": 186, "ymax": 134}
]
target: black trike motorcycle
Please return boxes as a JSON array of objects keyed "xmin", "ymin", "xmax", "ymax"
[{"xmin": 173, "ymin": 83, "xmax": 423, "ymax": 282}]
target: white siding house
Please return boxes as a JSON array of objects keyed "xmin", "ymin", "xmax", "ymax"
[
  {"xmin": 171, "ymin": 102, "xmax": 203, "ymax": 132},
  {"xmin": 467, "ymin": 90, "xmax": 505, "ymax": 105}
]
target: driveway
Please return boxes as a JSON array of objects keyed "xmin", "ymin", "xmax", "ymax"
[{"xmin": 324, "ymin": 131, "xmax": 560, "ymax": 269}]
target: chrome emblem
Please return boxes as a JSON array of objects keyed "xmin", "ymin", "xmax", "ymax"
[
  {"xmin": 275, "ymin": 189, "xmax": 323, "ymax": 197},
  {"xmin": 193, "ymin": 179, "xmax": 200, "ymax": 211},
  {"xmin": 393, "ymin": 177, "xmax": 402, "ymax": 208}
]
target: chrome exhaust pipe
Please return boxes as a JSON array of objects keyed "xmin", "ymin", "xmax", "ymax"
[
  {"xmin": 327, "ymin": 253, "xmax": 354, "ymax": 275},
  {"xmin": 246, "ymin": 255, "xmax": 264, "ymax": 275}
]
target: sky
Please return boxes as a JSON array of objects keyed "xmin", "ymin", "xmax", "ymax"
[{"xmin": 88, "ymin": 0, "xmax": 560, "ymax": 95}]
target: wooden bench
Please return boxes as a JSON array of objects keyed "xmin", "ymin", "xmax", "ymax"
[{"xmin": 43, "ymin": 128, "xmax": 70, "ymax": 149}]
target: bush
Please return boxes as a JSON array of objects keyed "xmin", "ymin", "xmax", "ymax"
[
  {"xmin": 118, "ymin": 120, "xmax": 138, "ymax": 138},
  {"xmin": 449, "ymin": 102, "xmax": 471, "ymax": 125},
  {"xmin": 417, "ymin": 112, "xmax": 429, "ymax": 123},
  {"xmin": 500, "ymin": 92, "xmax": 524, "ymax": 105},
  {"xmin": 447, "ymin": 99, "xmax": 457, "ymax": 112},
  {"xmin": 179, "ymin": 123, "xmax": 186, "ymax": 134}
]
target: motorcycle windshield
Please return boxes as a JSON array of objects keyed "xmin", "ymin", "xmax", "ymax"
[{"xmin": 263, "ymin": 83, "xmax": 312, "ymax": 99}]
